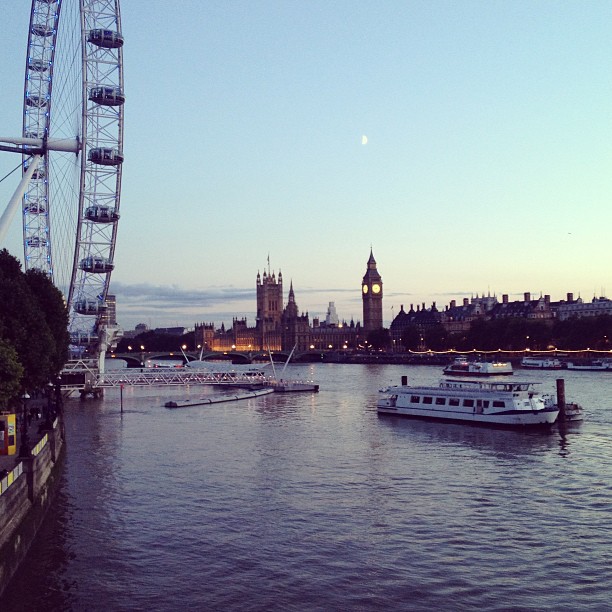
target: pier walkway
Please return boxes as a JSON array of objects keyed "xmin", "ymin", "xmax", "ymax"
[{"xmin": 97, "ymin": 369, "xmax": 268, "ymax": 388}]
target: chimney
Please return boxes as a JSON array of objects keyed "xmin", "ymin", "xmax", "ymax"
[
  {"xmin": 567, "ymin": 292, "xmax": 574, "ymax": 302},
  {"xmin": 545, "ymin": 295, "xmax": 550, "ymax": 304},
  {"xmin": 463, "ymin": 298, "xmax": 469, "ymax": 306},
  {"xmin": 502, "ymin": 294, "xmax": 508, "ymax": 304},
  {"xmin": 524, "ymin": 292, "xmax": 531, "ymax": 302},
  {"xmin": 450, "ymin": 300, "xmax": 456, "ymax": 308}
]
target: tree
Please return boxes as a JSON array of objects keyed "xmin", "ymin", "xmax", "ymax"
[
  {"xmin": 0, "ymin": 249, "xmax": 66, "ymax": 392},
  {"xmin": 25, "ymin": 268, "xmax": 70, "ymax": 374},
  {"xmin": 398, "ymin": 324, "xmax": 421, "ymax": 351},
  {"xmin": 367, "ymin": 328, "xmax": 391, "ymax": 351},
  {"xmin": 0, "ymin": 339, "xmax": 23, "ymax": 409}
]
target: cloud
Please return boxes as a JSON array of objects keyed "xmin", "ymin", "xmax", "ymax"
[
  {"xmin": 110, "ymin": 281, "xmax": 253, "ymax": 305},
  {"xmin": 108, "ymin": 280, "xmax": 369, "ymax": 330}
]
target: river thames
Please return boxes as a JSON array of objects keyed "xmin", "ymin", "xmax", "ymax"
[{"xmin": 3, "ymin": 363, "xmax": 612, "ymax": 611}]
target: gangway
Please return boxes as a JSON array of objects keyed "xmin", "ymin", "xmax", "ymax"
[{"xmin": 96, "ymin": 369, "xmax": 269, "ymax": 388}]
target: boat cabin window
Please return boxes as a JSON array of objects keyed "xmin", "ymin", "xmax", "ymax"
[
  {"xmin": 422, "ymin": 397, "xmax": 433, "ymax": 405},
  {"xmin": 410, "ymin": 395, "xmax": 420, "ymax": 403},
  {"xmin": 463, "ymin": 399, "xmax": 474, "ymax": 408},
  {"xmin": 492, "ymin": 401, "xmax": 505, "ymax": 408},
  {"xmin": 449, "ymin": 398, "xmax": 460, "ymax": 406},
  {"xmin": 435, "ymin": 397, "xmax": 446, "ymax": 405}
]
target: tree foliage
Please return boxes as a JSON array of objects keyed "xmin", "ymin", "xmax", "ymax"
[
  {"xmin": 0, "ymin": 249, "xmax": 69, "ymax": 397},
  {"xmin": 0, "ymin": 339, "xmax": 23, "ymax": 409}
]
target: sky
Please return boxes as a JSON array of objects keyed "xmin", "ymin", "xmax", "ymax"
[{"xmin": 1, "ymin": 1, "xmax": 611, "ymax": 331}]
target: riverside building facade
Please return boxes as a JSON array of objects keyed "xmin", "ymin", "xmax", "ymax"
[{"xmin": 194, "ymin": 254, "xmax": 379, "ymax": 353}]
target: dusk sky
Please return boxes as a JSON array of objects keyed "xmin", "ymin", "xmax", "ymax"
[{"xmin": 1, "ymin": 1, "xmax": 611, "ymax": 331}]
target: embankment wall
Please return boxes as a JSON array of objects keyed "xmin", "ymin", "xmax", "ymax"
[{"xmin": 0, "ymin": 420, "xmax": 65, "ymax": 597}]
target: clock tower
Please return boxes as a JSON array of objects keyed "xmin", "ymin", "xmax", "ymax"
[{"xmin": 362, "ymin": 248, "xmax": 383, "ymax": 332}]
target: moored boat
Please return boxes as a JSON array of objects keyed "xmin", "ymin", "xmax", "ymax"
[
  {"xmin": 566, "ymin": 359, "xmax": 611, "ymax": 372},
  {"xmin": 378, "ymin": 378, "xmax": 558, "ymax": 427},
  {"xmin": 443, "ymin": 356, "xmax": 513, "ymax": 377},
  {"xmin": 521, "ymin": 357, "xmax": 563, "ymax": 369}
]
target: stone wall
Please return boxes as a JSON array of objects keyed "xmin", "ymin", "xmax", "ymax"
[{"xmin": 0, "ymin": 420, "xmax": 65, "ymax": 597}]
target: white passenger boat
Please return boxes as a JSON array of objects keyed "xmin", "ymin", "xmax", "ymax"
[
  {"xmin": 521, "ymin": 357, "xmax": 563, "ymax": 369},
  {"xmin": 566, "ymin": 359, "xmax": 611, "ymax": 371},
  {"xmin": 378, "ymin": 378, "xmax": 558, "ymax": 427},
  {"xmin": 443, "ymin": 356, "xmax": 513, "ymax": 377}
]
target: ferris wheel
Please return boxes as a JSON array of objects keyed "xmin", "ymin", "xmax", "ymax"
[{"xmin": 0, "ymin": 0, "xmax": 124, "ymax": 357}]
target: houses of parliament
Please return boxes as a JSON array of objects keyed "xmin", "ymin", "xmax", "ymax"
[{"xmin": 194, "ymin": 250, "xmax": 383, "ymax": 353}]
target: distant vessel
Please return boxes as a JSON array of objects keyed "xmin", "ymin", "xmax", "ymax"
[
  {"xmin": 378, "ymin": 378, "xmax": 558, "ymax": 427},
  {"xmin": 521, "ymin": 357, "xmax": 563, "ymax": 369},
  {"xmin": 566, "ymin": 359, "xmax": 611, "ymax": 372},
  {"xmin": 443, "ymin": 356, "xmax": 513, "ymax": 377}
]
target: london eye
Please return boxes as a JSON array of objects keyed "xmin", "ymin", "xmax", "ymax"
[{"xmin": 0, "ymin": 0, "xmax": 124, "ymax": 360}]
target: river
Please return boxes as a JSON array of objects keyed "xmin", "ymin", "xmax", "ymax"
[{"xmin": 2, "ymin": 364, "xmax": 611, "ymax": 611}]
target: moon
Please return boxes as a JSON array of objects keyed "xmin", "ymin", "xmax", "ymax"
[{"xmin": 361, "ymin": 135, "xmax": 368, "ymax": 145}]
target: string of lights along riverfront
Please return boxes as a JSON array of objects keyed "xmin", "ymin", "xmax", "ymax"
[{"xmin": 2, "ymin": 364, "xmax": 611, "ymax": 610}]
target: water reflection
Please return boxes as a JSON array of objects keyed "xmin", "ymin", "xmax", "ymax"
[{"xmin": 377, "ymin": 414, "xmax": 569, "ymax": 460}]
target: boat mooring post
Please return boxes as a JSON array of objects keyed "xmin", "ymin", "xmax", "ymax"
[
  {"xmin": 120, "ymin": 384, "xmax": 124, "ymax": 414},
  {"xmin": 556, "ymin": 378, "xmax": 566, "ymax": 419}
]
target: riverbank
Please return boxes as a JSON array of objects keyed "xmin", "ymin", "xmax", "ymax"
[{"xmin": 0, "ymin": 408, "xmax": 65, "ymax": 598}]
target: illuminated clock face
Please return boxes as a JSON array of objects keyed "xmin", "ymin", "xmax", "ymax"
[
  {"xmin": 372, "ymin": 283, "xmax": 381, "ymax": 294},
  {"xmin": 362, "ymin": 285, "xmax": 368, "ymax": 294}
]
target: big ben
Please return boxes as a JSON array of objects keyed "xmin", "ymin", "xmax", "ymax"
[{"xmin": 362, "ymin": 248, "xmax": 383, "ymax": 332}]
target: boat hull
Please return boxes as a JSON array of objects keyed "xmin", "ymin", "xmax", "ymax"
[
  {"xmin": 377, "ymin": 402, "xmax": 558, "ymax": 427},
  {"xmin": 566, "ymin": 361, "xmax": 611, "ymax": 371}
]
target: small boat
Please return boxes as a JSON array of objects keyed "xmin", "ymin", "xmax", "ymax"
[
  {"xmin": 521, "ymin": 357, "xmax": 563, "ymax": 369},
  {"xmin": 560, "ymin": 402, "xmax": 584, "ymax": 422},
  {"xmin": 443, "ymin": 356, "xmax": 513, "ymax": 377},
  {"xmin": 566, "ymin": 359, "xmax": 611, "ymax": 372},
  {"xmin": 542, "ymin": 394, "xmax": 584, "ymax": 422},
  {"xmin": 378, "ymin": 378, "xmax": 558, "ymax": 427}
]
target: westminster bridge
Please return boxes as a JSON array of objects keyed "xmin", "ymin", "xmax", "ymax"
[{"xmin": 106, "ymin": 349, "xmax": 322, "ymax": 368}]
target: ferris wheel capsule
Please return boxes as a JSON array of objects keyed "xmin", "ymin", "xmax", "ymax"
[
  {"xmin": 85, "ymin": 205, "xmax": 120, "ymax": 223},
  {"xmin": 88, "ymin": 147, "xmax": 124, "ymax": 166},
  {"xmin": 31, "ymin": 24, "xmax": 54, "ymax": 37},
  {"xmin": 89, "ymin": 86, "xmax": 126, "ymax": 106},
  {"xmin": 87, "ymin": 28, "xmax": 124, "ymax": 49},
  {"xmin": 79, "ymin": 256, "xmax": 115, "ymax": 274}
]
